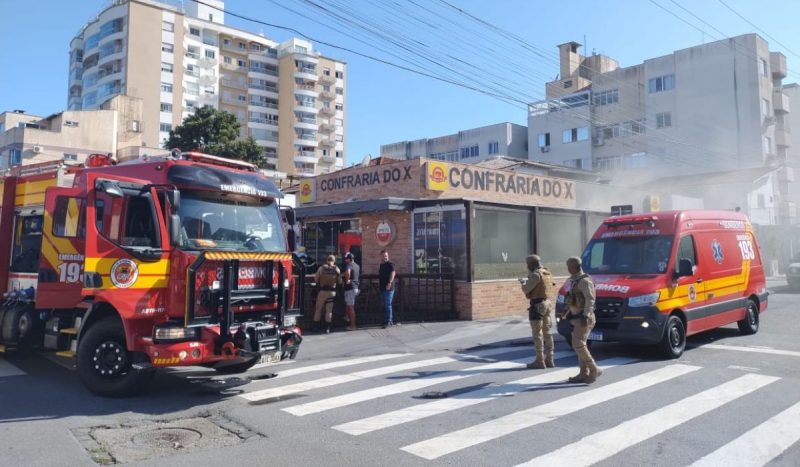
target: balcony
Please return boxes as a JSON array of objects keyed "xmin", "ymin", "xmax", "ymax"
[
  {"xmin": 249, "ymin": 100, "xmax": 279, "ymax": 110},
  {"xmin": 771, "ymin": 52, "xmax": 787, "ymax": 80},
  {"xmin": 319, "ymin": 137, "xmax": 336, "ymax": 148},
  {"xmin": 249, "ymin": 67, "xmax": 279, "ymax": 77},
  {"xmin": 185, "ymin": 68, "xmax": 200, "ymax": 78},
  {"xmin": 320, "ymin": 90, "xmax": 336, "ymax": 100},
  {"xmin": 222, "ymin": 78, "xmax": 247, "ymax": 90},
  {"xmin": 249, "ymin": 118, "xmax": 278, "ymax": 127},
  {"xmin": 320, "ymin": 73, "xmax": 336, "ymax": 84},
  {"xmin": 294, "ymin": 102, "xmax": 318, "ymax": 114},
  {"xmin": 774, "ymin": 90, "xmax": 790, "ymax": 114},
  {"xmin": 199, "ymin": 57, "xmax": 217, "ymax": 68},
  {"xmin": 295, "ymin": 118, "xmax": 317, "ymax": 131},
  {"xmin": 319, "ymin": 121, "xmax": 333, "ymax": 132},
  {"xmin": 321, "ymin": 155, "xmax": 336, "ymax": 164},
  {"xmin": 319, "ymin": 106, "xmax": 335, "ymax": 116},
  {"xmin": 198, "ymin": 74, "xmax": 217, "ymax": 86},
  {"xmin": 294, "ymin": 68, "xmax": 318, "ymax": 82},
  {"xmin": 185, "ymin": 51, "xmax": 200, "ymax": 60},
  {"xmin": 294, "ymin": 167, "xmax": 317, "ymax": 177},
  {"xmin": 294, "ymin": 136, "xmax": 318, "ymax": 147},
  {"xmin": 221, "ymin": 96, "xmax": 245, "ymax": 106},
  {"xmin": 294, "ymin": 153, "xmax": 319, "ymax": 164},
  {"xmin": 776, "ymin": 127, "xmax": 791, "ymax": 148}
]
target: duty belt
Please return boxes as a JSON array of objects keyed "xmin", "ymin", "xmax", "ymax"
[
  {"xmin": 320, "ymin": 285, "xmax": 336, "ymax": 291},
  {"xmin": 531, "ymin": 298, "xmax": 546, "ymax": 305}
]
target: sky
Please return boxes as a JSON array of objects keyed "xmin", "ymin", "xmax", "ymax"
[{"xmin": 1, "ymin": 0, "xmax": 800, "ymax": 164}]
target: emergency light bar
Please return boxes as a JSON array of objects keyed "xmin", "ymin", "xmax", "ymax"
[
  {"xmin": 179, "ymin": 150, "xmax": 257, "ymax": 172},
  {"xmin": 604, "ymin": 215, "xmax": 659, "ymax": 228}
]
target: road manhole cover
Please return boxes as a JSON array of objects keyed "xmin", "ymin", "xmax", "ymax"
[
  {"xmin": 131, "ymin": 427, "xmax": 202, "ymax": 449},
  {"xmin": 72, "ymin": 415, "xmax": 263, "ymax": 464}
]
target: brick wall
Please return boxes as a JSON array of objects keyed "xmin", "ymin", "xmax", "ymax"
[
  {"xmin": 461, "ymin": 276, "xmax": 569, "ymax": 320},
  {"xmin": 359, "ymin": 210, "xmax": 413, "ymax": 275}
]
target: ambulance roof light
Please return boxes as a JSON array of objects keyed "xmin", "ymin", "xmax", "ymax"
[
  {"xmin": 604, "ymin": 215, "xmax": 659, "ymax": 228},
  {"xmin": 181, "ymin": 150, "xmax": 258, "ymax": 172}
]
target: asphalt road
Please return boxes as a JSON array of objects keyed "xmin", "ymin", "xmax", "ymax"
[{"xmin": 1, "ymin": 277, "xmax": 799, "ymax": 466}]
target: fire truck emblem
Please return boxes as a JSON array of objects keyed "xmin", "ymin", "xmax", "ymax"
[{"xmin": 110, "ymin": 259, "xmax": 139, "ymax": 288}]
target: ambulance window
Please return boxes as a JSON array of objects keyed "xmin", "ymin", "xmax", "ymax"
[
  {"xmin": 10, "ymin": 215, "xmax": 43, "ymax": 273},
  {"xmin": 53, "ymin": 197, "xmax": 86, "ymax": 238},
  {"xmin": 677, "ymin": 235, "xmax": 697, "ymax": 266}
]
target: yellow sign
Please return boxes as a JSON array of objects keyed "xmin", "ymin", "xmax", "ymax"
[
  {"xmin": 299, "ymin": 179, "xmax": 316, "ymax": 204},
  {"xmin": 426, "ymin": 161, "xmax": 449, "ymax": 191}
]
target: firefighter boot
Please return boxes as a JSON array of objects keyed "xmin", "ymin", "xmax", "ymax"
[
  {"xmin": 568, "ymin": 363, "xmax": 589, "ymax": 383},
  {"xmin": 526, "ymin": 351, "xmax": 546, "ymax": 369},
  {"xmin": 584, "ymin": 360, "xmax": 603, "ymax": 384},
  {"xmin": 545, "ymin": 352, "xmax": 555, "ymax": 368}
]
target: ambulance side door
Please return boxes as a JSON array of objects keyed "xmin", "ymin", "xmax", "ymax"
[{"xmin": 674, "ymin": 234, "xmax": 705, "ymax": 332}]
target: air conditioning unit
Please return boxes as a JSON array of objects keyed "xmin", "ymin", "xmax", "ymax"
[
  {"xmin": 540, "ymin": 146, "xmax": 551, "ymax": 153},
  {"xmin": 764, "ymin": 116, "xmax": 777, "ymax": 126},
  {"xmin": 593, "ymin": 137, "xmax": 605, "ymax": 146},
  {"xmin": 33, "ymin": 145, "xmax": 43, "ymax": 153}
]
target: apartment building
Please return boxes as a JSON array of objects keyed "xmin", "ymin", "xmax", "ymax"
[
  {"xmin": 528, "ymin": 34, "xmax": 792, "ymax": 221},
  {"xmin": 68, "ymin": 0, "xmax": 346, "ymax": 177},
  {"xmin": 380, "ymin": 122, "xmax": 528, "ymax": 163},
  {"xmin": 0, "ymin": 96, "xmax": 153, "ymax": 171}
]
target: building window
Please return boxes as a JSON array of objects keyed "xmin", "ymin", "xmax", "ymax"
[
  {"xmin": 223, "ymin": 56, "xmax": 232, "ymax": 64},
  {"xmin": 160, "ymin": 102, "xmax": 172, "ymax": 112},
  {"xmin": 336, "ymin": 87, "xmax": 343, "ymax": 95},
  {"xmin": 205, "ymin": 49, "xmax": 215, "ymax": 59},
  {"xmin": 9, "ymin": 149, "xmax": 22, "ymax": 165},
  {"xmin": 238, "ymin": 42, "xmax": 246, "ymax": 49},
  {"xmin": 335, "ymin": 103, "xmax": 343, "ymax": 111},
  {"xmin": 537, "ymin": 133, "xmax": 550, "ymax": 148},
  {"xmin": 759, "ymin": 58, "xmax": 768, "ymax": 77},
  {"xmin": 763, "ymin": 135, "xmax": 772, "ymax": 154},
  {"xmin": 562, "ymin": 127, "xmax": 588, "ymax": 143},
  {"xmin": 656, "ymin": 112, "xmax": 672, "ymax": 128},
  {"xmin": 237, "ymin": 59, "xmax": 246, "ymax": 67},
  {"xmin": 186, "ymin": 100, "xmax": 196, "ymax": 110},
  {"xmin": 474, "ymin": 208, "xmax": 532, "ymax": 280},
  {"xmin": 223, "ymin": 38, "xmax": 230, "ymax": 46},
  {"xmin": 162, "ymin": 21, "xmax": 174, "ymax": 32},
  {"xmin": 335, "ymin": 135, "xmax": 343, "ymax": 142},
  {"xmin": 161, "ymin": 62, "xmax": 173, "ymax": 73},
  {"xmin": 323, "ymin": 68, "xmax": 331, "ymax": 76},
  {"xmin": 335, "ymin": 71, "xmax": 344, "ymax": 79},
  {"xmin": 649, "ymin": 74, "xmax": 675, "ymax": 93},
  {"xmin": 63, "ymin": 153, "xmax": 78, "ymax": 161},
  {"xmin": 302, "ymin": 219, "xmax": 362, "ymax": 267},
  {"xmin": 161, "ymin": 42, "xmax": 174, "ymax": 53},
  {"xmin": 488, "ymin": 141, "xmax": 499, "ymax": 155},
  {"xmin": 0, "ymin": 123, "xmax": 4, "ymax": 133},
  {"xmin": 335, "ymin": 118, "xmax": 343, "ymax": 127},
  {"xmin": 537, "ymin": 209, "xmax": 584, "ymax": 275},
  {"xmin": 761, "ymin": 98, "xmax": 770, "ymax": 117},
  {"xmin": 460, "ymin": 145, "xmax": 479, "ymax": 158},
  {"xmin": 160, "ymin": 123, "xmax": 172, "ymax": 132},
  {"xmin": 413, "ymin": 208, "xmax": 467, "ymax": 280},
  {"xmin": 160, "ymin": 82, "xmax": 173, "ymax": 92},
  {"xmin": 190, "ymin": 27, "xmax": 200, "ymax": 36},
  {"xmin": 593, "ymin": 89, "xmax": 619, "ymax": 106},
  {"xmin": 131, "ymin": 120, "xmax": 141, "ymax": 132}
]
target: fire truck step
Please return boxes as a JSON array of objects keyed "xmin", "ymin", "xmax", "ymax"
[
  {"xmin": 55, "ymin": 350, "xmax": 76, "ymax": 358},
  {"xmin": 59, "ymin": 328, "xmax": 80, "ymax": 335}
]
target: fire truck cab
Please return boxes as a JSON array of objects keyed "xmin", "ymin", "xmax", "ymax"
[{"xmin": 0, "ymin": 151, "xmax": 303, "ymax": 396}]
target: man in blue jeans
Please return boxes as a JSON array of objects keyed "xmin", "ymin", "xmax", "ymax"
[{"xmin": 379, "ymin": 250, "xmax": 396, "ymax": 328}]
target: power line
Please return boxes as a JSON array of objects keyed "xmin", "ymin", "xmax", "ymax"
[{"xmin": 717, "ymin": 0, "xmax": 800, "ymax": 60}]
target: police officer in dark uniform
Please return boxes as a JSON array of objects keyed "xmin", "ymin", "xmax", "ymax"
[{"xmin": 520, "ymin": 254, "xmax": 556, "ymax": 369}]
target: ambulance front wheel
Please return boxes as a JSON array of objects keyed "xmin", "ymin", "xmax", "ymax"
[
  {"xmin": 660, "ymin": 315, "xmax": 686, "ymax": 359},
  {"xmin": 737, "ymin": 299, "xmax": 759, "ymax": 335},
  {"xmin": 76, "ymin": 318, "xmax": 154, "ymax": 397}
]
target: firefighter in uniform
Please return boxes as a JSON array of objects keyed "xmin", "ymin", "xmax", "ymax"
[
  {"xmin": 520, "ymin": 255, "xmax": 556, "ymax": 369},
  {"xmin": 563, "ymin": 256, "xmax": 602, "ymax": 383},
  {"xmin": 313, "ymin": 255, "xmax": 341, "ymax": 334}
]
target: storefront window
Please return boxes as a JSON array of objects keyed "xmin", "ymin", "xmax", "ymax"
[
  {"xmin": 302, "ymin": 219, "xmax": 361, "ymax": 268},
  {"xmin": 413, "ymin": 208, "xmax": 467, "ymax": 280},
  {"xmin": 537, "ymin": 210, "xmax": 584, "ymax": 276},
  {"xmin": 473, "ymin": 208, "xmax": 532, "ymax": 280}
]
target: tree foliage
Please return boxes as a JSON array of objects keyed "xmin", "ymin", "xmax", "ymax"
[{"xmin": 164, "ymin": 106, "xmax": 264, "ymax": 166}]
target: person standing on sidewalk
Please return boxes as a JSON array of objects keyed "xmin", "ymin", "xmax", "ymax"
[
  {"xmin": 379, "ymin": 250, "xmax": 396, "ymax": 328},
  {"xmin": 520, "ymin": 254, "xmax": 555, "ymax": 369},
  {"xmin": 563, "ymin": 256, "xmax": 601, "ymax": 383},
  {"xmin": 343, "ymin": 252, "xmax": 360, "ymax": 331},
  {"xmin": 313, "ymin": 255, "xmax": 341, "ymax": 334}
]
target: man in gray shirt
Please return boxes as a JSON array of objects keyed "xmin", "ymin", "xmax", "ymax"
[{"xmin": 343, "ymin": 252, "xmax": 360, "ymax": 331}]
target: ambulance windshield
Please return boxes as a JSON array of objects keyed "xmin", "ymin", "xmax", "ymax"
[
  {"xmin": 176, "ymin": 192, "xmax": 286, "ymax": 252},
  {"xmin": 582, "ymin": 235, "xmax": 674, "ymax": 275}
]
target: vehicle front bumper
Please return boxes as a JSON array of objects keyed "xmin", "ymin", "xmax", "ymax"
[{"xmin": 556, "ymin": 302, "xmax": 668, "ymax": 345}]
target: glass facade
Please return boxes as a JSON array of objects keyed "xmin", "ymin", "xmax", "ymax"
[
  {"xmin": 302, "ymin": 219, "xmax": 362, "ymax": 269},
  {"xmin": 536, "ymin": 209, "xmax": 584, "ymax": 276},
  {"xmin": 413, "ymin": 208, "xmax": 467, "ymax": 280},
  {"xmin": 473, "ymin": 208, "xmax": 532, "ymax": 280}
]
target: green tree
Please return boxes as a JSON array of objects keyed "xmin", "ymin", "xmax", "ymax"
[{"xmin": 164, "ymin": 106, "xmax": 265, "ymax": 167}]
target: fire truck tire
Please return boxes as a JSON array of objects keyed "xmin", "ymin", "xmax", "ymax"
[
  {"xmin": 659, "ymin": 315, "xmax": 686, "ymax": 359},
  {"xmin": 213, "ymin": 355, "xmax": 260, "ymax": 374},
  {"xmin": 76, "ymin": 318, "xmax": 154, "ymax": 397},
  {"xmin": 737, "ymin": 299, "xmax": 760, "ymax": 335}
]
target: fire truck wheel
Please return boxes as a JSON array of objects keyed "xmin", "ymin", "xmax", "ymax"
[
  {"xmin": 76, "ymin": 318, "xmax": 153, "ymax": 397},
  {"xmin": 213, "ymin": 355, "xmax": 260, "ymax": 374},
  {"xmin": 737, "ymin": 299, "xmax": 760, "ymax": 335},
  {"xmin": 659, "ymin": 315, "xmax": 686, "ymax": 359}
]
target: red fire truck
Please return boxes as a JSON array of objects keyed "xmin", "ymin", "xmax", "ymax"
[{"xmin": 0, "ymin": 151, "xmax": 303, "ymax": 396}]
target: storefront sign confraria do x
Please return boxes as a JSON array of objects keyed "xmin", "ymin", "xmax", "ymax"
[{"xmin": 298, "ymin": 160, "xmax": 576, "ymax": 208}]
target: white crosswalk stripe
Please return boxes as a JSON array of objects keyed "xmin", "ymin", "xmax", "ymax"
[
  {"xmin": 284, "ymin": 351, "xmax": 574, "ymax": 416},
  {"xmin": 516, "ymin": 373, "xmax": 780, "ymax": 467},
  {"xmin": 270, "ymin": 353, "xmax": 410, "ymax": 379},
  {"xmin": 400, "ymin": 364, "xmax": 703, "ymax": 460},
  {"xmin": 240, "ymin": 346, "xmax": 521, "ymax": 403},
  {"xmin": 333, "ymin": 357, "xmax": 636, "ymax": 435},
  {"xmin": 689, "ymin": 400, "xmax": 800, "ymax": 467},
  {"xmin": 0, "ymin": 359, "xmax": 25, "ymax": 377}
]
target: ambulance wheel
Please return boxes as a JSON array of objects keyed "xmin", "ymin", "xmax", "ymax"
[
  {"xmin": 660, "ymin": 315, "xmax": 685, "ymax": 359},
  {"xmin": 76, "ymin": 318, "xmax": 153, "ymax": 397},
  {"xmin": 213, "ymin": 355, "xmax": 260, "ymax": 374},
  {"xmin": 737, "ymin": 299, "xmax": 759, "ymax": 335}
]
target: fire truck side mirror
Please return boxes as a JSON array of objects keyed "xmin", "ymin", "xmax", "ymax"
[
  {"xmin": 283, "ymin": 208, "xmax": 296, "ymax": 226},
  {"xmin": 98, "ymin": 180, "xmax": 123, "ymax": 198},
  {"xmin": 287, "ymin": 229, "xmax": 297, "ymax": 252},
  {"xmin": 170, "ymin": 214, "xmax": 181, "ymax": 246}
]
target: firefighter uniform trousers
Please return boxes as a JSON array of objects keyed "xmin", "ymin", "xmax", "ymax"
[{"xmin": 314, "ymin": 264, "xmax": 340, "ymax": 323}]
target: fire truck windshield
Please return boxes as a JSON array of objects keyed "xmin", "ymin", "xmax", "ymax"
[
  {"xmin": 582, "ymin": 235, "xmax": 674, "ymax": 275},
  {"xmin": 176, "ymin": 192, "xmax": 286, "ymax": 252}
]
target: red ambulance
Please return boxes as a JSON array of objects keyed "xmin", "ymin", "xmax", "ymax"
[{"xmin": 556, "ymin": 210, "xmax": 768, "ymax": 358}]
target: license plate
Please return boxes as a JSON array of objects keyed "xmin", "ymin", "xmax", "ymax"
[
  {"xmin": 588, "ymin": 330, "xmax": 603, "ymax": 341},
  {"xmin": 259, "ymin": 350, "xmax": 282, "ymax": 365}
]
